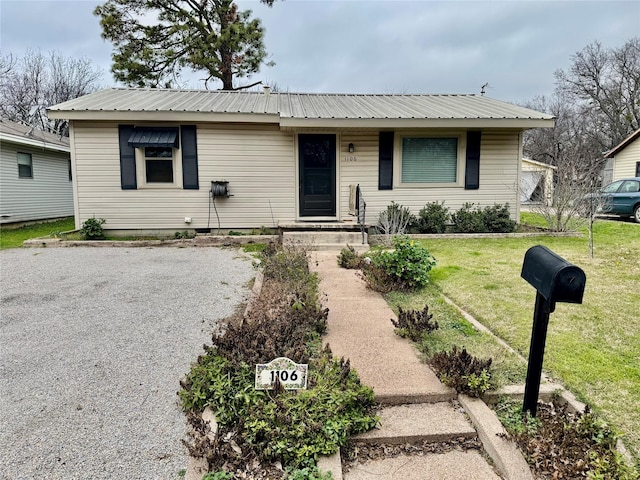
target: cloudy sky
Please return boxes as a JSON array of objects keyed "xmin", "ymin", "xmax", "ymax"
[{"xmin": 1, "ymin": 0, "xmax": 638, "ymax": 104}]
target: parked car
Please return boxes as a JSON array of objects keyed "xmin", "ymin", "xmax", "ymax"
[{"xmin": 582, "ymin": 177, "xmax": 640, "ymax": 223}]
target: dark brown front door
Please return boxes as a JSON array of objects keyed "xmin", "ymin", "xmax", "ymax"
[{"xmin": 298, "ymin": 134, "xmax": 336, "ymax": 217}]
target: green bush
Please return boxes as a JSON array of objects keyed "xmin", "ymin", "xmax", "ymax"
[
  {"xmin": 482, "ymin": 204, "xmax": 517, "ymax": 233},
  {"xmin": 450, "ymin": 203, "xmax": 516, "ymax": 233},
  {"xmin": 451, "ymin": 203, "xmax": 485, "ymax": 233},
  {"xmin": 79, "ymin": 217, "xmax": 106, "ymax": 240},
  {"xmin": 367, "ymin": 235, "xmax": 436, "ymax": 290},
  {"xmin": 416, "ymin": 202, "xmax": 449, "ymax": 234}
]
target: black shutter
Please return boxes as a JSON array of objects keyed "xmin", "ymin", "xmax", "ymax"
[
  {"xmin": 465, "ymin": 131, "xmax": 481, "ymax": 190},
  {"xmin": 636, "ymin": 162, "xmax": 640, "ymax": 177},
  {"xmin": 379, "ymin": 131, "xmax": 394, "ymax": 190},
  {"xmin": 181, "ymin": 125, "xmax": 199, "ymax": 190},
  {"xmin": 119, "ymin": 125, "xmax": 137, "ymax": 189}
]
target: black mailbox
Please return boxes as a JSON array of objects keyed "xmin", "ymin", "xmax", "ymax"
[
  {"xmin": 520, "ymin": 245, "xmax": 586, "ymax": 416},
  {"xmin": 521, "ymin": 245, "xmax": 586, "ymax": 309}
]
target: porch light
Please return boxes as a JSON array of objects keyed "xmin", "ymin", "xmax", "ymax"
[{"xmin": 348, "ymin": 143, "xmax": 355, "ymax": 153}]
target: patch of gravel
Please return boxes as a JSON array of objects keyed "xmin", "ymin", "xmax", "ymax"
[{"xmin": 0, "ymin": 246, "xmax": 255, "ymax": 480}]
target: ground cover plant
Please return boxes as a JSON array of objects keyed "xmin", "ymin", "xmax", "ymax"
[
  {"xmin": 411, "ymin": 213, "xmax": 640, "ymax": 468},
  {"xmin": 180, "ymin": 243, "xmax": 378, "ymax": 478},
  {"xmin": 0, "ymin": 216, "xmax": 75, "ymax": 249},
  {"xmin": 495, "ymin": 398, "xmax": 637, "ymax": 479}
]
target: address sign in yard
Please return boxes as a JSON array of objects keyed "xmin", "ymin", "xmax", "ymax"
[{"xmin": 255, "ymin": 357, "xmax": 308, "ymax": 390}]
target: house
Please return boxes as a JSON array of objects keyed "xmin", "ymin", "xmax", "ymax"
[
  {"xmin": 0, "ymin": 118, "xmax": 73, "ymax": 225},
  {"xmin": 47, "ymin": 88, "xmax": 554, "ymax": 234},
  {"xmin": 604, "ymin": 128, "xmax": 640, "ymax": 182},
  {"xmin": 521, "ymin": 158, "xmax": 556, "ymax": 206}
]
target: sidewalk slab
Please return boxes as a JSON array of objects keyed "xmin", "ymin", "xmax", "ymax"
[
  {"xmin": 310, "ymin": 251, "xmax": 453, "ymax": 404},
  {"xmin": 352, "ymin": 402, "xmax": 476, "ymax": 445},
  {"xmin": 343, "ymin": 450, "xmax": 501, "ymax": 480}
]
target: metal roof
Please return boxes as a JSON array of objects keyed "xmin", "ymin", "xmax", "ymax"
[
  {"xmin": 0, "ymin": 117, "xmax": 70, "ymax": 151},
  {"xmin": 48, "ymin": 88, "xmax": 554, "ymax": 127}
]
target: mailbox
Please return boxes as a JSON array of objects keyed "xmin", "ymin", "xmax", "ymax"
[
  {"xmin": 520, "ymin": 245, "xmax": 586, "ymax": 416},
  {"xmin": 521, "ymin": 245, "xmax": 586, "ymax": 309}
]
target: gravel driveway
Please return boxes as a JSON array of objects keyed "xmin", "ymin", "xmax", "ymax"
[{"xmin": 0, "ymin": 246, "xmax": 255, "ymax": 479}]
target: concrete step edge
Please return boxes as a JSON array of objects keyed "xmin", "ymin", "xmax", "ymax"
[{"xmin": 375, "ymin": 391, "xmax": 456, "ymax": 405}]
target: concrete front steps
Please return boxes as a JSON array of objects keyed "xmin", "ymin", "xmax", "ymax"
[{"xmin": 280, "ymin": 223, "xmax": 369, "ymax": 252}]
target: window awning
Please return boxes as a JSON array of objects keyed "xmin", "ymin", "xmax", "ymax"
[{"xmin": 128, "ymin": 127, "xmax": 179, "ymax": 148}]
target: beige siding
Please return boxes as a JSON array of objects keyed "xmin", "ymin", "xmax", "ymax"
[
  {"xmin": 613, "ymin": 137, "xmax": 640, "ymax": 180},
  {"xmin": 338, "ymin": 131, "xmax": 521, "ymax": 223},
  {"xmin": 71, "ymin": 122, "xmax": 523, "ymax": 231},
  {"xmin": 0, "ymin": 140, "xmax": 73, "ymax": 223},
  {"xmin": 71, "ymin": 122, "xmax": 295, "ymax": 230}
]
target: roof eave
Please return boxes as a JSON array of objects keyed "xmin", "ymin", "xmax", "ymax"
[
  {"xmin": 279, "ymin": 117, "xmax": 555, "ymax": 129},
  {"xmin": 605, "ymin": 128, "xmax": 640, "ymax": 157},
  {"xmin": 0, "ymin": 132, "xmax": 70, "ymax": 153},
  {"xmin": 46, "ymin": 109, "xmax": 281, "ymax": 124}
]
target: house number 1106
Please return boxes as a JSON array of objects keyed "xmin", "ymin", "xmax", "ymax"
[{"xmin": 269, "ymin": 370, "xmax": 299, "ymax": 382}]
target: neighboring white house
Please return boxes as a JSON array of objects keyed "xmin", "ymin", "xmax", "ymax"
[
  {"xmin": 605, "ymin": 128, "xmax": 640, "ymax": 181},
  {"xmin": 0, "ymin": 118, "xmax": 73, "ymax": 225},
  {"xmin": 47, "ymin": 88, "xmax": 554, "ymax": 234},
  {"xmin": 521, "ymin": 158, "xmax": 556, "ymax": 206}
]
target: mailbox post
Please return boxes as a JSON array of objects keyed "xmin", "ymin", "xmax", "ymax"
[{"xmin": 520, "ymin": 245, "xmax": 586, "ymax": 416}]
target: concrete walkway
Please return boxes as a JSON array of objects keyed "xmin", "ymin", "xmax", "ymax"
[{"xmin": 310, "ymin": 251, "xmax": 532, "ymax": 480}]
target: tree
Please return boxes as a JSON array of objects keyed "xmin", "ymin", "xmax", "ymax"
[
  {"xmin": 0, "ymin": 49, "xmax": 102, "ymax": 136},
  {"xmin": 94, "ymin": 0, "xmax": 276, "ymax": 90},
  {"xmin": 555, "ymin": 37, "xmax": 640, "ymax": 151},
  {"xmin": 522, "ymin": 37, "xmax": 639, "ymax": 236}
]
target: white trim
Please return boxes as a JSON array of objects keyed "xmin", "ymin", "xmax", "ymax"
[
  {"xmin": 393, "ymin": 130, "xmax": 466, "ymax": 188},
  {"xmin": 135, "ymin": 145, "xmax": 183, "ymax": 189}
]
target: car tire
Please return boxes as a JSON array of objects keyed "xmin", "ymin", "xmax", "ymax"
[{"xmin": 634, "ymin": 204, "xmax": 640, "ymax": 223}]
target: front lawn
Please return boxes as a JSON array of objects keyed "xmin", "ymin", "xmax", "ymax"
[
  {"xmin": 0, "ymin": 217, "xmax": 75, "ymax": 250},
  {"xmin": 411, "ymin": 215, "xmax": 640, "ymax": 463}
]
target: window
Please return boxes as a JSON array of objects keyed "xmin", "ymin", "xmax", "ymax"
[
  {"xmin": 68, "ymin": 159, "xmax": 72, "ymax": 181},
  {"xmin": 603, "ymin": 180, "xmax": 624, "ymax": 193},
  {"xmin": 17, "ymin": 152, "xmax": 33, "ymax": 178},
  {"xmin": 400, "ymin": 137, "xmax": 458, "ymax": 184},
  {"xmin": 144, "ymin": 146, "xmax": 174, "ymax": 183}
]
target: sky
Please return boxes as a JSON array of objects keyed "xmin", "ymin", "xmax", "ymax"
[{"xmin": 1, "ymin": 0, "xmax": 639, "ymax": 104}]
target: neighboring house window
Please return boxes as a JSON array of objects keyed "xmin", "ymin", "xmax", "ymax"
[
  {"xmin": 68, "ymin": 159, "xmax": 72, "ymax": 181},
  {"xmin": 17, "ymin": 152, "xmax": 33, "ymax": 178},
  {"xmin": 400, "ymin": 137, "xmax": 459, "ymax": 184},
  {"xmin": 636, "ymin": 162, "xmax": 640, "ymax": 177}
]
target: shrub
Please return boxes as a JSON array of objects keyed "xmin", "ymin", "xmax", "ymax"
[
  {"xmin": 365, "ymin": 235, "xmax": 436, "ymax": 291},
  {"xmin": 430, "ymin": 346, "xmax": 492, "ymax": 397},
  {"xmin": 180, "ymin": 243, "xmax": 377, "ymax": 474},
  {"xmin": 376, "ymin": 202, "xmax": 415, "ymax": 243},
  {"xmin": 450, "ymin": 203, "xmax": 485, "ymax": 233},
  {"xmin": 79, "ymin": 217, "xmax": 106, "ymax": 240},
  {"xmin": 391, "ymin": 305, "xmax": 439, "ymax": 341},
  {"xmin": 416, "ymin": 202, "xmax": 449, "ymax": 234},
  {"xmin": 482, "ymin": 203, "xmax": 516, "ymax": 233},
  {"xmin": 450, "ymin": 203, "xmax": 516, "ymax": 233},
  {"xmin": 337, "ymin": 245, "xmax": 364, "ymax": 269}
]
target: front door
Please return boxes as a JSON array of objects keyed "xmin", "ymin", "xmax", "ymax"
[{"xmin": 298, "ymin": 134, "xmax": 336, "ymax": 217}]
